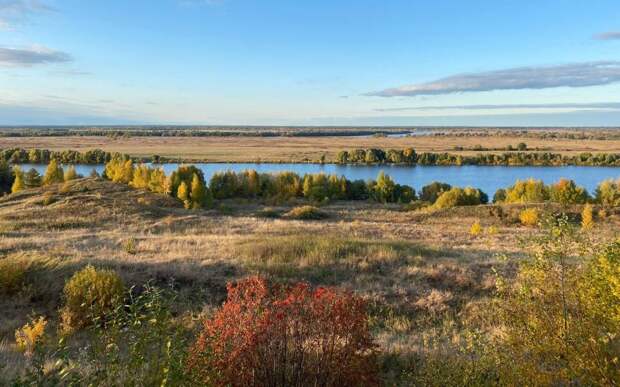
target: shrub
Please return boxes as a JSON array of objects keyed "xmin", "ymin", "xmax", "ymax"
[
  {"xmin": 519, "ymin": 208, "xmax": 539, "ymax": 227},
  {"xmin": 470, "ymin": 220, "xmax": 482, "ymax": 236},
  {"xmin": 581, "ymin": 203, "xmax": 594, "ymax": 230},
  {"xmin": 60, "ymin": 265, "xmax": 124, "ymax": 333},
  {"xmin": 486, "ymin": 225, "xmax": 498, "ymax": 235},
  {"xmin": 595, "ymin": 178, "xmax": 620, "ymax": 207},
  {"xmin": 433, "ymin": 187, "xmax": 488, "ymax": 209},
  {"xmin": 0, "ymin": 255, "xmax": 30, "ymax": 295},
  {"xmin": 15, "ymin": 316, "xmax": 47, "ymax": 357},
  {"xmin": 420, "ymin": 181, "xmax": 452, "ymax": 203},
  {"xmin": 284, "ymin": 205, "xmax": 328, "ymax": 220},
  {"xmin": 123, "ymin": 237, "xmax": 137, "ymax": 254},
  {"xmin": 496, "ymin": 220, "xmax": 620, "ymax": 385},
  {"xmin": 548, "ymin": 178, "xmax": 589, "ymax": 205},
  {"xmin": 187, "ymin": 277, "xmax": 378, "ymax": 386}
]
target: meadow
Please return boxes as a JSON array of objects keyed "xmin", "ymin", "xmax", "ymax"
[{"xmin": 1, "ymin": 132, "xmax": 620, "ymax": 163}]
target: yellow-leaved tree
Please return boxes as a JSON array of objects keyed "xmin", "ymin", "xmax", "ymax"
[
  {"xmin": 43, "ymin": 159, "xmax": 64, "ymax": 185},
  {"xmin": 11, "ymin": 166, "xmax": 25, "ymax": 193},
  {"xmin": 177, "ymin": 181, "xmax": 190, "ymax": 209}
]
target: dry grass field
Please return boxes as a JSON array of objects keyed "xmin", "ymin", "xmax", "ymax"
[
  {"xmin": 2, "ymin": 135, "xmax": 620, "ymax": 162},
  {"xmin": 1, "ymin": 178, "xmax": 619, "ymax": 383}
]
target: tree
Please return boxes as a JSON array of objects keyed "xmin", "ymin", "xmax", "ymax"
[
  {"xmin": 11, "ymin": 166, "xmax": 25, "ymax": 193},
  {"xmin": 420, "ymin": 182, "xmax": 452, "ymax": 203},
  {"xmin": 190, "ymin": 173, "xmax": 208, "ymax": 209},
  {"xmin": 549, "ymin": 178, "xmax": 589, "ymax": 205},
  {"xmin": 373, "ymin": 171, "xmax": 396, "ymax": 203},
  {"xmin": 581, "ymin": 203, "xmax": 594, "ymax": 230},
  {"xmin": 24, "ymin": 168, "xmax": 42, "ymax": 188},
  {"xmin": 0, "ymin": 160, "xmax": 14, "ymax": 194},
  {"xmin": 177, "ymin": 181, "xmax": 190, "ymax": 209},
  {"xmin": 64, "ymin": 166, "xmax": 78, "ymax": 181},
  {"xmin": 42, "ymin": 159, "xmax": 64, "ymax": 185}
]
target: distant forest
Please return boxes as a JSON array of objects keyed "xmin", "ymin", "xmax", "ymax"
[{"xmin": 1, "ymin": 126, "xmax": 620, "ymax": 139}]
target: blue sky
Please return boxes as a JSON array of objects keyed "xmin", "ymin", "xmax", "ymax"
[{"xmin": 1, "ymin": 0, "xmax": 620, "ymax": 126}]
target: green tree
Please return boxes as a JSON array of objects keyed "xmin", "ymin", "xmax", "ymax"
[
  {"xmin": 190, "ymin": 173, "xmax": 208, "ymax": 209},
  {"xmin": 24, "ymin": 168, "xmax": 42, "ymax": 188},
  {"xmin": 0, "ymin": 160, "xmax": 13, "ymax": 193},
  {"xmin": 373, "ymin": 171, "xmax": 396, "ymax": 203},
  {"xmin": 42, "ymin": 159, "xmax": 64, "ymax": 185}
]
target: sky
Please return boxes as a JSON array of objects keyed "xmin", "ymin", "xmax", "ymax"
[{"xmin": 1, "ymin": 0, "xmax": 620, "ymax": 126}]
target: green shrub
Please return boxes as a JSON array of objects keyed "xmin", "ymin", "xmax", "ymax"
[
  {"xmin": 284, "ymin": 205, "xmax": 328, "ymax": 220},
  {"xmin": 60, "ymin": 265, "xmax": 124, "ymax": 333}
]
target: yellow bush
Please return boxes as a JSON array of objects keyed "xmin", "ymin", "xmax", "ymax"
[
  {"xmin": 581, "ymin": 203, "xmax": 594, "ymax": 230},
  {"xmin": 60, "ymin": 265, "xmax": 124, "ymax": 333},
  {"xmin": 486, "ymin": 225, "xmax": 498, "ymax": 235},
  {"xmin": 519, "ymin": 208, "xmax": 539, "ymax": 227},
  {"xmin": 15, "ymin": 316, "xmax": 47, "ymax": 357},
  {"xmin": 470, "ymin": 220, "xmax": 482, "ymax": 236}
]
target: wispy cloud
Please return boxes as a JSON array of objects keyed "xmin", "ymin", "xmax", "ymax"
[
  {"xmin": 0, "ymin": 46, "xmax": 72, "ymax": 66},
  {"xmin": 366, "ymin": 61, "xmax": 620, "ymax": 97},
  {"xmin": 593, "ymin": 31, "xmax": 620, "ymax": 40},
  {"xmin": 375, "ymin": 102, "xmax": 620, "ymax": 112},
  {"xmin": 0, "ymin": 0, "xmax": 54, "ymax": 29}
]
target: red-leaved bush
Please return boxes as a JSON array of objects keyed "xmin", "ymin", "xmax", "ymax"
[{"xmin": 187, "ymin": 276, "xmax": 378, "ymax": 386}]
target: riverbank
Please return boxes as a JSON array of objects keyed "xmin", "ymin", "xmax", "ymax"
[{"xmin": 2, "ymin": 135, "xmax": 620, "ymax": 163}]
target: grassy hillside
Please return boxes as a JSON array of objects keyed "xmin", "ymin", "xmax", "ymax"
[{"xmin": 1, "ymin": 178, "xmax": 619, "ymax": 384}]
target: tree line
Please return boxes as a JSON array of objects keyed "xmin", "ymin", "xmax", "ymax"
[
  {"xmin": 3, "ymin": 156, "xmax": 619, "ymax": 209},
  {"xmin": 336, "ymin": 148, "xmax": 620, "ymax": 166},
  {"xmin": 0, "ymin": 148, "xmax": 118, "ymax": 165},
  {"xmin": 103, "ymin": 156, "xmax": 417, "ymax": 208}
]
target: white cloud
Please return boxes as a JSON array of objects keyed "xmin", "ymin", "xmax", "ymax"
[
  {"xmin": 0, "ymin": 45, "xmax": 72, "ymax": 66},
  {"xmin": 366, "ymin": 62, "xmax": 620, "ymax": 97},
  {"xmin": 593, "ymin": 31, "xmax": 620, "ymax": 40},
  {"xmin": 375, "ymin": 102, "xmax": 620, "ymax": 112},
  {"xmin": 0, "ymin": 0, "xmax": 53, "ymax": 29}
]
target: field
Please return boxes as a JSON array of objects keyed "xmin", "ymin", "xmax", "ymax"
[
  {"xmin": 2, "ymin": 134, "xmax": 620, "ymax": 162},
  {"xmin": 1, "ymin": 177, "xmax": 619, "ymax": 384}
]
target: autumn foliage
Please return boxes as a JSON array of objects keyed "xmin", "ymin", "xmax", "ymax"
[{"xmin": 187, "ymin": 276, "xmax": 378, "ymax": 386}]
